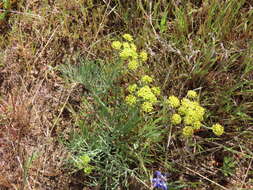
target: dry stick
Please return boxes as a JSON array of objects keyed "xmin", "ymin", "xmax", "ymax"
[
  {"xmin": 0, "ymin": 8, "xmax": 43, "ymax": 19},
  {"xmin": 183, "ymin": 166, "xmax": 229, "ymax": 190},
  {"xmin": 241, "ymin": 157, "xmax": 253, "ymax": 188},
  {"xmin": 33, "ymin": 25, "xmax": 59, "ymax": 64},
  {"xmin": 49, "ymin": 83, "xmax": 76, "ymax": 136},
  {"xmin": 86, "ymin": 0, "xmax": 116, "ymax": 59}
]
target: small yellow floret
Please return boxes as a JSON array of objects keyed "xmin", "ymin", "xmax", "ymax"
[
  {"xmin": 127, "ymin": 84, "xmax": 137, "ymax": 93},
  {"xmin": 171, "ymin": 114, "xmax": 182, "ymax": 125},
  {"xmin": 125, "ymin": 95, "xmax": 137, "ymax": 106},
  {"xmin": 122, "ymin": 33, "xmax": 133, "ymax": 41},
  {"xmin": 166, "ymin": 95, "xmax": 180, "ymax": 108},
  {"xmin": 123, "ymin": 42, "xmax": 130, "ymax": 49},
  {"xmin": 192, "ymin": 121, "xmax": 202, "ymax": 130},
  {"xmin": 182, "ymin": 126, "xmax": 194, "ymax": 137},
  {"xmin": 139, "ymin": 51, "xmax": 148, "ymax": 62},
  {"xmin": 111, "ymin": 41, "xmax": 122, "ymax": 50},
  {"xmin": 130, "ymin": 43, "xmax": 137, "ymax": 51},
  {"xmin": 141, "ymin": 75, "xmax": 153, "ymax": 83},
  {"xmin": 128, "ymin": 59, "xmax": 139, "ymax": 70},
  {"xmin": 212, "ymin": 123, "xmax": 224, "ymax": 136},
  {"xmin": 151, "ymin": 87, "xmax": 161, "ymax": 96},
  {"xmin": 187, "ymin": 90, "xmax": 197, "ymax": 98},
  {"xmin": 141, "ymin": 102, "xmax": 153, "ymax": 113}
]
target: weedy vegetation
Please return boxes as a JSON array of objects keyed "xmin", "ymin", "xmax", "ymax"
[{"xmin": 0, "ymin": 0, "xmax": 252, "ymax": 189}]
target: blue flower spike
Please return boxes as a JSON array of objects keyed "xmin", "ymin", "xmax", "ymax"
[{"xmin": 152, "ymin": 171, "xmax": 168, "ymax": 190}]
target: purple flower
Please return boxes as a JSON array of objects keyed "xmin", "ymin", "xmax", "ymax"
[{"xmin": 152, "ymin": 171, "xmax": 168, "ymax": 190}]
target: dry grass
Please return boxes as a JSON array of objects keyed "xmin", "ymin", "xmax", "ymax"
[{"xmin": 0, "ymin": 0, "xmax": 252, "ymax": 189}]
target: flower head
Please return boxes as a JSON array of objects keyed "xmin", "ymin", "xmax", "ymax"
[
  {"xmin": 111, "ymin": 41, "xmax": 122, "ymax": 50},
  {"xmin": 212, "ymin": 123, "xmax": 224, "ymax": 136},
  {"xmin": 152, "ymin": 171, "xmax": 167, "ymax": 190},
  {"xmin": 171, "ymin": 114, "xmax": 182, "ymax": 125},
  {"xmin": 182, "ymin": 126, "xmax": 194, "ymax": 137},
  {"xmin": 120, "ymin": 48, "xmax": 138, "ymax": 60},
  {"xmin": 141, "ymin": 102, "xmax": 153, "ymax": 112},
  {"xmin": 130, "ymin": 43, "xmax": 137, "ymax": 51},
  {"xmin": 127, "ymin": 84, "xmax": 137, "ymax": 93},
  {"xmin": 125, "ymin": 95, "xmax": 137, "ymax": 106},
  {"xmin": 151, "ymin": 87, "xmax": 161, "ymax": 96},
  {"xmin": 141, "ymin": 75, "xmax": 153, "ymax": 83},
  {"xmin": 139, "ymin": 50, "xmax": 148, "ymax": 62},
  {"xmin": 122, "ymin": 33, "xmax": 133, "ymax": 41},
  {"xmin": 166, "ymin": 95, "xmax": 180, "ymax": 108},
  {"xmin": 187, "ymin": 90, "xmax": 197, "ymax": 98},
  {"xmin": 122, "ymin": 42, "xmax": 130, "ymax": 49},
  {"xmin": 128, "ymin": 59, "xmax": 139, "ymax": 70},
  {"xmin": 192, "ymin": 121, "xmax": 202, "ymax": 130},
  {"xmin": 137, "ymin": 86, "xmax": 157, "ymax": 103}
]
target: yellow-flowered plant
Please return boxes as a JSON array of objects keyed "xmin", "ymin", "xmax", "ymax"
[
  {"xmin": 111, "ymin": 34, "xmax": 225, "ymax": 139},
  {"xmin": 212, "ymin": 123, "xmax": 224, "ymax": 136}
]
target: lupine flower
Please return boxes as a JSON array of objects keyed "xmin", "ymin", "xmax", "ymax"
[
  {"xmin": 152, "ymin": 171, "xmax": 168, "ymax": 190},
  {"xmin": 212, "ymin": 123, "xmax": 224, "ymax": 136}
]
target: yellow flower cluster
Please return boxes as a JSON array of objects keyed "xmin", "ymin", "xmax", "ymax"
[
  {"xmin": 137, "ymin": 85, "xmax": 158, "ymax": 104},
  {"xmin": 187, "ymin": 90, "xmax": 197, "ymax": 99},
  {"xmin": 123, "ymin": 34, "xmax": 133, "ymax": 41},
  {"xmin": 182, "ymin": 126, "xmax": 194, "ymax": 137},
  {"xmin": 212, "ymin": 123, "xmax": 224, "ymax": 136},
  {"xmin": 168, "ymin": 91, "xmax": 205, "ymax": 137},
  {"xmin": 141, "ymin": 75, "xmax": 153, "ymax": 83},
  {"xmin": 125, "ymin": 81, "xmax": 160, "ymax": 113},
  {"xmin": 125, "ymin": 95, "xmax": 137, "ymax": 106},
  {"xmin": 171, "ymin": 114, "xmax": 182, "ymax": 125},
  {"xmin": 127, "ymin": 84, "xmax": 137, "ymax": 93},
  {"xmin": 141, "ymin": 102, "xmax": 153, "ymax": 112},
  {"xmin": 151, "ymin": 87, "xmax": 161, "ymax": 96},
  {"xmin": 111, "ymin": 34, "xmax": 148, "ymax": 71},
  {"xmin": 139, "ymin": 51, "xmax": 148, "ymax": 62},
  {"xmin": 166, "ymin": 95, "xmax": 180, "ymax": 108}
]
